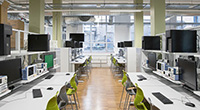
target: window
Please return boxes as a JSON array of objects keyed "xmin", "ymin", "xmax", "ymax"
[
  {"xmin": 182, "ymin": 16, "xmax": 194, "ymax": 23},
  {"xmin": 83, "ymin": 22, "xmax": 114, "ymax": 53}
]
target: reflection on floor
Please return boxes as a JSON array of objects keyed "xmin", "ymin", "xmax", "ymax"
[{"xmin": 66, "ymin": 67, "xmax": 136, "ymax": 110}]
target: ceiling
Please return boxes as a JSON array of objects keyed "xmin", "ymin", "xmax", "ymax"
[{"xmin": 4, "ymin": 0, "xmax": 200, "ymax": 16}]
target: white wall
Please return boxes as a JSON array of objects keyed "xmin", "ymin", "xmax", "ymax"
[
  {"xmin": 66, "ymin": 24, "xmax": 83, "ymax": 40},
  {"xmin": 114, "ymin": 16, "xmax": 131, "ymax": 53}
]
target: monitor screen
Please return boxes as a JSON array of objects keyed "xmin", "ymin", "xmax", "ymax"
[
  {"xmin": 157, "ymin": 63, "xmax": 161, "ymax": 70},
  {"xmin": 28, "ymin": 66, "xmax": 34, "ymax": 76},
  {"xmin": 74, "ymin": 41, "xmax": 80, "ymax": 48},
  {"xmin": 70, "ymin": 33, "xmax": 84, "ymax": 41},
  {"xmin": 118, "ymin": 42, "xmax": 121, "ymax": 47},
  {"xmin": 148, "ymin": 53, "xmax": 156, "ymax": 70},
  {"xmin": 178, "ymin": 58, "xmax": 197, "ymax": 90},
  {"xmin": 65, "ymin": 40, "xmax": 71, "ymax": 47},
  {"xmin": 45, "ymin": 54, "xmax": 54, "ymax": 69},
  {"xmin": 124, "ymin": 41, "xmax": 133, "ymax": 47},
  {"xmin": 120, "ymin": 42, "xmax": 124, "ymax": 48},
  {"xmin": 0, "ymin": 58, "xmax": 22, "ymax": 86}
]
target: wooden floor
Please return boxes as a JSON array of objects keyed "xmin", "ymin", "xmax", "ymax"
[{"xmin": 69, "ymin": 67, "xmax": 134, "ymax": 110}]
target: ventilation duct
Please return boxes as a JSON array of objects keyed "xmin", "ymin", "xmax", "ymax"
[
  {"xmin": 64, "ymin": 16, "xmax": 95, "ymax": 24},
  {"xmin": 79, "ymin": 16, "xmax": 91, "ymax": 21}
]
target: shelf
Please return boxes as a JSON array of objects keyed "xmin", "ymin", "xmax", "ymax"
[
  {"xmin": 142, "ymin": 50, "xmax": 200, "ymax": 56},
  {"xmin": 52, "ymin": 65, "xmax": 60, "ymax": 70},
  {"xmin": 0, "ymin": 90, "xmax": 11, "ymax": 98},
  {"xmin": 21, "ymin": 71, "xmax": 49, "ymax": 84},
  {"xmin": 193, "ymin": 91, "xmax": 200, "ymax": 97},
  {"xmin": 141, "ymin": 65, "xmax": 152, "ymax": 70},
  {"xmin": 153, "ymin": 71, "xmax": 182, "ymax": 85},
  {"xmin": 142, "ymin": 50, "xmax": 162, "ymax": 53},
  {"xmin": 11, "ymin": 50, "xmax": 57, "ymax": 56}
]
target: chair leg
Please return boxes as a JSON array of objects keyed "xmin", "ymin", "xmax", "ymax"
[
  {"xmin": 76, "ymin": 92, "xmax": 80, "ymax": 108},
  {"xmin": 73, "ymin": 94, "xmax": 78, "ymax": 110},
  {"xmin": 123, "ymin": 93, "xmax": 128, "ymax": 110},
  {"xmin": 119, "ymin": 86, "xmax": 125, "ymax": 108},
  {"xmin": 68, "ymin": 96, "xmax": 74, "ymax": 110},
  {"xmin": 128, "ymin": 95, "xmax": 132, "ymax": 110}
]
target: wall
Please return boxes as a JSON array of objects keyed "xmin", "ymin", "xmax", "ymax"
[
  {"xmin": 114, "ymin": 15, "xmax": 131, "ymax": 53},
  {"xmin": 66, "ymin": 24, "xmax": 83, "ymax": 40}
]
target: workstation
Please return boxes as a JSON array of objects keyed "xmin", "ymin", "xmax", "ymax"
[{"xmin": 1, "ymin": 0, "xmax": 200, "ymax": 110}]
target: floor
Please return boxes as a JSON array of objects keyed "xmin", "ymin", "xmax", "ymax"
[{"xmin": 67, "ymin": 67, "xmax": 135, "ymax": 110}]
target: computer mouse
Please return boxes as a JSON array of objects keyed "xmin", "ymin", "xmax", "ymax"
[
  {"xmin": 138, "ymin": 79, "xmax": 143, "ymax": 81},
  {"xmin": 47, "ymin": 87, "xmax": 53, "ymax": 90},
  {"xmin": 66, "ymin": 73, "xmax": 70, "ymax": 75},
  {"xmin": 185, "ymin": 102, "xmax": 195, "ymax": 107},
  {"xmin": 75, "ymin": 60, "xmax": 78, "ymax": 62}
]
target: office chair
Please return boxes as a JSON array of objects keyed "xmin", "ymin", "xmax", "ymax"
[
  {"xmin": 119, "ymin": 70, "xmax": 127, "ymax": 108},
  {"xmin": 46, "ymin": 91, "xmax": 60, "ymax": 110},
  {"xmin": 130, "ymin": 83, "xmax": 147, "ymax": 110},
  {"xmin": 66, "ymin": 74, "xmax": 79, "ymax": 110},
  {"xmin": 58, "ymin": 85, "xmax": 74, "ymax": 110}
]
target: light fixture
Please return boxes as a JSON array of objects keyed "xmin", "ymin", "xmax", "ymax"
[
  {"xmin": 110, "ymin": 10, "xmax": 142, "ymax": 13},
  {"xmin": 165, "ymin": 16, "xmax": 174, "ymax": 21}
]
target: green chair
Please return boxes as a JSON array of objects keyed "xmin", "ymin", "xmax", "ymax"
[
  {"xmin": 67, "ymin": 74, "xmax": 79, "ymax": 110},
  {"xmin": 46, "ymin": 91, "xmax": 59, "ymax": 110},
  {"xmin": 129, "ymin": 83, "xmax": 147, "ymax": 110},
  {"xmin": 119, "ymin": 70, "xmax": 127, "ymax": 108}
]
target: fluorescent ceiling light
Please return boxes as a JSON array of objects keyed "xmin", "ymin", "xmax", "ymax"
[
  {"xmin": 165, "ymin": 16, "xmax": 174, "ymax": 21},
  {"xmin": 110, "ymin": 10, "xmax": 142, "ymax": 13},
  {"xmin": 189, "ymin": 5, "xmax": 198, "ymax": 9}
]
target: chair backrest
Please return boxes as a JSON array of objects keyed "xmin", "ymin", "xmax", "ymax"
[
  {"xmin": 58, "ymin": 86, "xmax": 69, "ymax": 103},
  {"xmin": 70, "ymin": 74, "xmax": 77, "ymax": 92},
  {"xmin": 121, "ymin": 70, "xmax": 127, "ymax": 86},
  {"xmin": 134, "ymin": 83, "xmax": 145, "ymax": 107},
  {"xmin": 46, "ymin": 91, "xmax": 59, "ymax": 110}
]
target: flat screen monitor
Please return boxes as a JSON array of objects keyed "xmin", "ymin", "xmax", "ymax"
[
  {"xmin": 148, "ymin": 53, "xmax": 156, "ymax": 70},
  {"xmin": 28, "ymin": 66, "xmax": 34, "ymax": 76},
  {"xmin": 124, "ymin": 41, "xmax": 133, "ymax": 47},
  {"xmin": 142, "ymin": 36, "xmax": 160, "ymax": 50},
  {"xmin": 120, "ymin": 42, "xmax": 124, "ymax": 48},
  {"xmin": 28, "ymin": 34, "xmax": 50, "ymax": 51},
  {"xmin": 178, "ymin": 58, "xmax": 197, "ymax": 90},
  {"xmin": 65, "ymin": 40, "xmax": 71, "ymax": 47},
  {"xmin": 157, "ymin": 63, "xmax": 161, "ymax": 70},
  {"xmin": 70, "ymin": 33, "xmax": 84, "ymax": 41},
  {"xmin": 79, "ymin": 42, "xmax": 83, "ymax": 48},
  {"xmin": 118, "ymin": 42, "xmax": 121, "ymax": 47},
  {"xmin": 74, "ymin": 41, "xmax": 80, "ymax": 48},
  {"xmin": 45, "ymin": 54, "xmax": 54, "ymax": 69},
  {"xmin": 0, "ymin": 58, "xmax": 22, "ymax": 87}
]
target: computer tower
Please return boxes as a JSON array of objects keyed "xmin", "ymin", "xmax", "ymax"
[
  {"xmin": 28, "ymin": 34, "xmax": 50, "ymax": 51},
  {"xmin": 166, "ymin": 30, "xmax": 197, "ymax": 52},
  {"xmin": 142, "ymin": 36, "xmax": 160, "ymax": 50},
  {"xmin": 0, "ymin": 24, "xmax": 12, "ymax": 55}
]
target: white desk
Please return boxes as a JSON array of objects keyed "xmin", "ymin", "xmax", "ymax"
[
  {"xmin": 70, "ymin": 56, "xmax": 90, "ymax": 64},
  {"xmin": 114, "ymin": 56, "xmax": 126, "ymax": 64},
  {"xmin": 0, "ymin": 72, "xmax": 74, "ymax": 110},
  {"xmin": 127, "ymin": 72, "xmax": 200, "ymax": 110}
]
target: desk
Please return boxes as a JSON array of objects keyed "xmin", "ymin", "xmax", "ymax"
[
  {"xmin": 127, "ymin": 72, "xmax": 200, "ymax": 110},
  {"xmin": 113, "ymin": 56, "xmax": 126, "ymax": 64},
  {"xmin": 0, "ymin": 72, "xmax": 74, "ymax": 110},
  {"xmin": 70, "ymin": 56, "xmax": 90, "ymax": 72}
]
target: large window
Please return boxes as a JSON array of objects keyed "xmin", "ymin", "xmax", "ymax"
[{"xmin": 83, "ymin": 22, "xmax": 114, "ymax": 53}]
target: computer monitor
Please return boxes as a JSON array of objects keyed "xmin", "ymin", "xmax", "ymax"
[
  {"xmin": 0, "ymin": 58, "xmax": 22, "ymax": 87},
  {"xmin": 118, "ymin": 42, "xmax": 121, "ymax": 48},
  {"xmin": 74, "ymin": 41, "xmax": 80, "ymax": 48},
  {"xmin": 64, "ymin": 40, "xmax": 71, "ymax": 47},
  {"xmin": 124, "ymin": 41, "xmax": 133, "ymax": 47},
  {"xmin": 178, "ymin": 58, "xmax": 197, "ymax": 90},
  {"xmin": 45, "ymin": 54, "xmax": 54, "ymax": 69},
  {"xmin": 70, "ymin": 33, "xmax": 84, "ymax": 42},
  {"xmin": 148, "ymin": 53, "xmax": 156, "ymax": 70},
  {"xmin": 120, "ymin": 42, "xmax": 124, "ymax": 48},
  {"xmin": 142, "ymin": 36, "xmax": 160, "ymax": 50},
  {"xmin": 28, "ymin": 34, "xmax": 50, "ymax": 51}
]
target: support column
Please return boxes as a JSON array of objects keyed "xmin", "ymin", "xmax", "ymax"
[
  {"xmin": 53, "ymin": 0, "xmax": 62, "ymax": 47},
  {"xmin": 134, "ymin": 0, "xmax": 143, "ymax": 48},
  {"xmin": 150, "ymin": 0, "xmax": 166, "ymax": 35},
  {"xmin": 29, "ymin": 0, "xmax": 45, "ymax": 33}
]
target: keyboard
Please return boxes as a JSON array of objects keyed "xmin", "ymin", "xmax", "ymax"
[
  {"xmin": 45, "ymin": 75, "xmax": 54, "ymax": 79},
  {"xmin": 137, "ymin": 75, "xmax": 147, "ymax": 80},
  {"xmin": 152, "ymin": 92, "xmax": 173, "ymax": 104},
  {"xmin": 32, "ymin": 89, "xmax": 43, "ymax": 98}
]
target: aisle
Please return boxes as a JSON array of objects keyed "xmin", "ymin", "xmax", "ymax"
[{"xmin": 77, "ymin": 68, "xmax": 123, "ymax": 110}]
